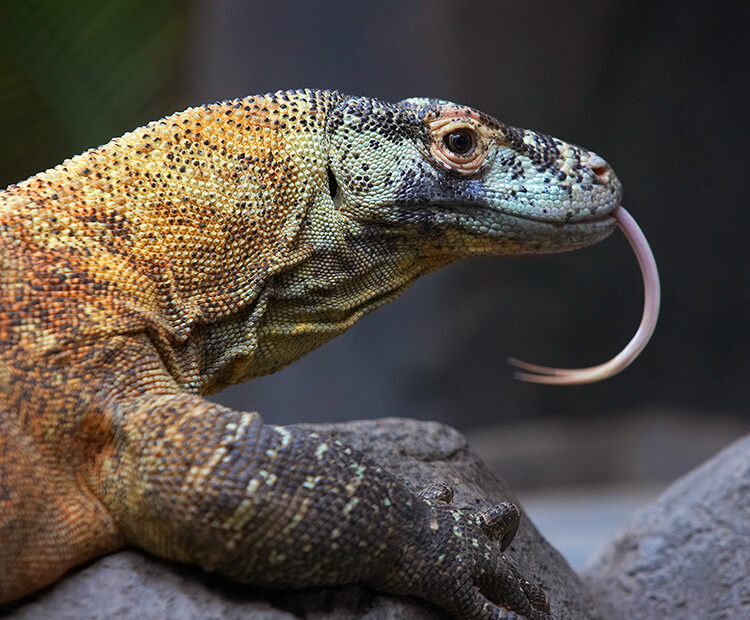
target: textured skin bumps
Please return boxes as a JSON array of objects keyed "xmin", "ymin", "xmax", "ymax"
[{"xmin": 0, "ymin": 89, "xmax": 622, "ymax": 618}]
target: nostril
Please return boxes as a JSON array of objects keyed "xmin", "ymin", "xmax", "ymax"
[
  {"xmin": 588, "ymin": 154, "xmax": 609, "ymax": 179},
  {"xmin": 592, "ymin": 164, "xmax": 608, "ymax": 177}
]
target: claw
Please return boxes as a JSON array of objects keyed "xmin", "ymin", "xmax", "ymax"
[
  {"xmin": 418, "ymin": 482, "xmax": 454, "ymax": 503},
  {"xmin": 479, "ymin": 503, "xmax": 520, "ymax": 551}
]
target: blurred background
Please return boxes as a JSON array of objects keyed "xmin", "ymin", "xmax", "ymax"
[{"xmin": 1, "ymin": 0, "xmax": 748, "ymax": 568}]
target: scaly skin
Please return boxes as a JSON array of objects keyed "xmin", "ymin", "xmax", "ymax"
[{"xmin": 0, "ymin": 89, "xmax": 621, "ymax": 618}]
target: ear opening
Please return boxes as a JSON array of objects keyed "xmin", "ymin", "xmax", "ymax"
[{"xmin": 326, "ymin": 165, "xmax": 338, "ymax": 199}]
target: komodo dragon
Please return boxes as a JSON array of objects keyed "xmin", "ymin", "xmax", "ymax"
[{"xmin": 0, "ymin": 89, "xmax": 657, "ymax": 619}]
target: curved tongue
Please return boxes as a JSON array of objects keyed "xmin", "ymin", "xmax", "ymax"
[{"xmin": 509, "ymin": 206, "xmax": 660, "ymax": 385}]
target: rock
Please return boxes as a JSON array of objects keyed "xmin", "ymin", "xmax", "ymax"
[
  {"xmin": 582, "ymin": 433, "xmax": 750, "ymax": 620},
  {"xmin": 3, "ymin": 418, "xmax": 598, "ymax": 619}
]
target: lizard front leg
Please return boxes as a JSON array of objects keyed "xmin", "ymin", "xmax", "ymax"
[
  {"xmin": 0, "ymin": 411, "xmax": 122, "ymax": 604},
  {"xmin": 92, "ymin": 340, "xmax": 549, "ymax": 619}
]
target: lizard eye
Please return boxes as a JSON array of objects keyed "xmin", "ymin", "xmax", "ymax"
[
  {"xmin": 429, "ymin": 119, "xmax": 488, "ymax": 176},
  {"xmin": 444, "ymin": 129, "xmax": 475, "ymax": 156}
]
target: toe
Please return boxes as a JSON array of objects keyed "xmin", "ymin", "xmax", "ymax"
[
  {"xmin": 478, "ymin": 502, "xmax": 520, "ymax": 551},
  {"xmin": 418, "ymin": 482, "xmax": 455, "ymax": 503}
]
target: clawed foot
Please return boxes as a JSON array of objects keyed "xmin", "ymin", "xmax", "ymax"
[{"xmin": 384, "ymin": 482, "xmax": 550, "ymax": 620}]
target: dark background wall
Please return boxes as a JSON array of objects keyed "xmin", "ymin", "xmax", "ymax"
[{"xmin": 1, "ymin": 0, "xmax": 748, "ymax": 432}]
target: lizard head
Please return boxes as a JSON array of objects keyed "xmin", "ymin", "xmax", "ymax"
[{"xmin": 325, "ymin": 96, "xmax": 620, "ymax": 257}]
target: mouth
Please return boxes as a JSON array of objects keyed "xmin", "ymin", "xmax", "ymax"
[
  {"xmin": 439, "ymin": 184, "xmax": 621, "ymax": 232},
  {"xmin": 501, "ymin": 198, "xmax": 621, "ymax": 226},
  {"xmin": 487, "ymin": 203, "xmax": 620, "ymax": 247}
]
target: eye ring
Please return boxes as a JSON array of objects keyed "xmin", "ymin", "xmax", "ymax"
[
  {"xmin": 429, "ymin": 119, "xmax": 488, "ymax": 175},
  {"xmin": 443, "ymin": 129, "xmax": 475, "ymax": 156}
]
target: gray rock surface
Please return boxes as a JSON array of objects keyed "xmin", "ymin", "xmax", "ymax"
[
  {"xmin": 3, "ymin": 418, "xmax": 597, "ymax": 619},
  {"xmin": 583, "ymin": 433, "xmax": 750, "ymax": 620}
]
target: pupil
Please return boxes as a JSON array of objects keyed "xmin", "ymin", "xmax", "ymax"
[{"xmin": 446, "ymin": 131, "xmax": 473, "ymax": 155}]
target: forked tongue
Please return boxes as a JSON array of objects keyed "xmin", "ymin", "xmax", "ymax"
[{"xmin": 509, "ymin": 207, "xmax": 660, "ymax": 385}]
